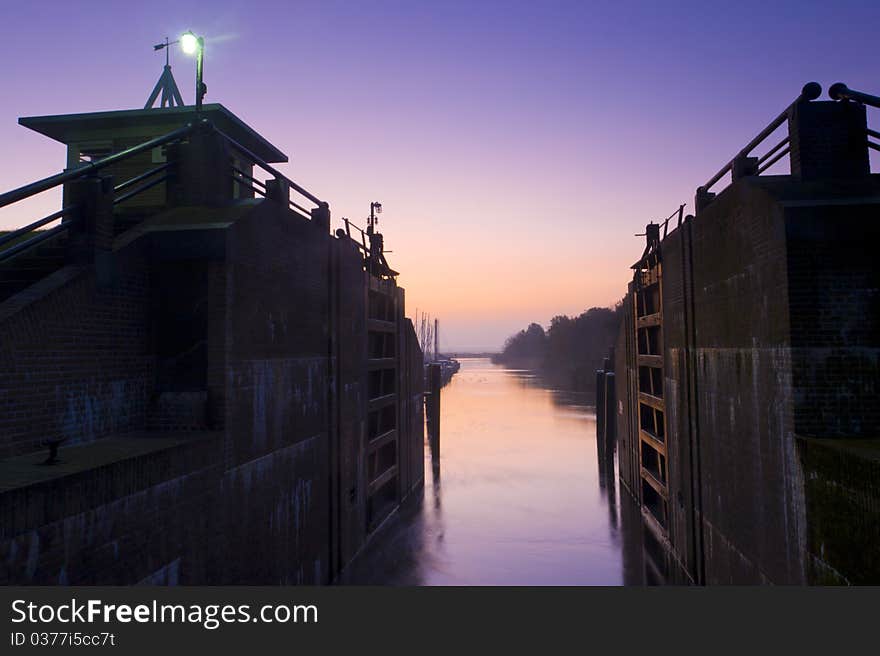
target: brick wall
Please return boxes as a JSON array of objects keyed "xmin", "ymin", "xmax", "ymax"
[
  {"xmin": 219, "ymin": 201, "xmax": 332, "ymax": 583},
  {"xmin": 626, "ymin": 174, "xmax": 880, "ymax": 585},
  {"xmin": 331, "ymin": 237, "xmax": 368, "ymax": 577},
  {"xmin": 0, "ymin": 434, "xmax": 221, "ymax": 584},
  {"xmin": 785, "ymin": 204, "xmax": 880, "ymax": 438},
  {"xmin": 670, "ymin": 178, "xmax": 804, "ymax": 584},
  {"xmin": 0, "ymin": 195, "xmax": 425, "ymax": 585},
  {"xmin": 0, "ymin": 244, "xmax": 154, "ymax": 459}
]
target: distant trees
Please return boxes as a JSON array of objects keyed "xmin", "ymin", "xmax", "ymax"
[
  {"xmin": 494, "ymin": 303, "xmax": 623, "ymax": 392},
  {"xmin": 499, "ymin": 323, "xmax": 547, "ymax": 365}
]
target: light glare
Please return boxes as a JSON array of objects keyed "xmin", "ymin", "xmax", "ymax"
[{"xmin": 181, "ymin": 32, "xmax": 198, "ymax": 55}]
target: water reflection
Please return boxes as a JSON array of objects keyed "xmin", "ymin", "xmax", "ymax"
[{"xmin": 348, "ymin": 358, "xmax": 667, "ymax": 585}]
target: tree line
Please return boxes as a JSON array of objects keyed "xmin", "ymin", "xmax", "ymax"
[{"xmin": 492, "ymin": 303, "xmax": 623, "ymax": 392}]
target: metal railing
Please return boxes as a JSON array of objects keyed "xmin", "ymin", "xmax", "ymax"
[
  {"xmin": 660, "ymin": 204, "xmax": 686, "ymax": 239},
  {"xmin": 697, "ymin": 82, "xmax": 822, "ymax": 202},
  {"xmin": 113, "ymin": 162, "xmax": 172, "ymax": 206},
  {"xmin": 828, "ymin": 82, "xmax": 880, "ymax": 154},
  {"xmin": 1, "ymin": 118, "xmax": 327, "ymax": 267},
  {"xmin": 0, "ymin": 208, "xmax": 76, "ymax": 263},
  {"xmin": 0, "ymin": 123, "xmax": 200, "ymax": 265},
  {"xmin": 218, "ymin": 127, "xmax": 325, "ymax": 221},
  {"xmin": 341, "ymin": 217, "xmax": 371, "ymax": 255}
]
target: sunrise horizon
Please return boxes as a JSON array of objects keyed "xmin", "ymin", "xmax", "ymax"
[{"xmin": 2, "ymin": 1, "xmax": 877, "ymax": 351}]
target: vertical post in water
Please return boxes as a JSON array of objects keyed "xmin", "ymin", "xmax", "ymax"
[
  {"xmin": 605, "ymin": 372, "xmax": 616, "ymax": 442},
  {"xmin": 428, "ymin": 363, "xmax": 442, "ymax": 470},
  {"xmin": 595, "ymin": 368, "xmax": 606, "ymax": 448}
]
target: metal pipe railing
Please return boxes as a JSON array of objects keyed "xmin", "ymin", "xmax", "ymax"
[
  {"xmin": 231, "ymin": 174, "xmax": 265, "ymax": 197},
  {"xmin": 113, "ymin": 173, "xmax": 170, "ymax": 206},
  {"xmin": 1, "ymin": 116, "xmax": 330, "ymax": 272},
  {"xmin": 0, "ymin": 122, "xmax": 198, "ymax": 210},
  {"xmin": 757, "ymin": 136, "xmax": 790, "ymax": 165},
  {"xmin": 212, "ymin": 126, "xmax": 325, "ymax": 208},
  {"xmin": 698, "ymin": 82, "xmax": 821, "ymax": 195},
  {"xmin": 757, "ymin": 146, "xmax": 791, "ymax": 174},
  {"xmin": 0, "ymin": 207, "xmax": 71, "ymax": 249},
  {"xmin": 341, "ymin": 218, "xmax": 370, "ymax": 254},
  {"xmin": 289, "ymin": 199, "xmax": 311, "ymax": 216},
  {"xmin": 229, "ymin": 172, "xmax": 311, "ymax": 222},
  {"xmin": 828, "ymin": 83, "xmax": 880, "ymax": 109},
  {"xmin": 231, "ymin": 166, "xmax": 266, "ymax": 191},
  {"xmin": 0, "ymin": 222, "xmax": 74, "ymax": 264},
  {"xmin": 829, "ymin": 83, "xmax": 880, "ymax": 158},
  {"xmin": 113, "ymin": 162, "xmax": 171, "ymax": 194}
]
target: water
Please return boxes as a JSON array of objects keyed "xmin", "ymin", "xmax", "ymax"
[{"xmin": 349, "ymin": 357, "xmax": 642, "ymax": 586}]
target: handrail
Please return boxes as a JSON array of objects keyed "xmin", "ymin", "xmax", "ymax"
[
  {"xmin": 212, "ymin": 126, "xmax": 325, "ymax": 207},
  {"xmin": 231, "ymin": 166, "xmax": 266, "ymax": 191},
  {"xmin": 113, "ymin": 162, "xmax": 170, "ymax": 194},
  {"xmin": 757, "ymin": 145, "xmax": 791, "ymax": 174},
  {"xmin": 698, "ymin": 82, "xmax": 821, "ymax": 195},
  {"xmin": 0, "ymin": 222, "xmax": 73, "ymax": 264},
  {"xmin": 757, "ymin": 136, "xmax": 790, "ymax": 165},
  {"xmin": 229, "ymin": 170, "xmax": 312, "ymax": 221},
  {"xmin": 1, "ymin": 116, "xmax": 329, "ymax": 271},
  {"xmin": 341, "ymin": 218, "xmax": 371, "ymax": 255},
  {"xmin": 829, "ymin": 83, "xmax": 880, "ymax": 158},
  {"xmin": 0, "ymin": 207, "xmax": 71, "ymax": 249},
  {"xmin": 113, "ymin": 173, "xmax": 170, "ymax": 206},
  {"xmin": 828, "ymin": 83, "xmax": 880, "ymax": 109},
  {"xmin": 661, "ymin": 204, "xmax": 685, "ymax": 238},
  {"xmin": 0, "ymin": 122, "xmax": 199, "ymax": 210}
]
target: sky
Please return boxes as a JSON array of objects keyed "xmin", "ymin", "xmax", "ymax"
[{"xmin": 0, "ymin": 0, "xmax": 877, "ymax": 350}]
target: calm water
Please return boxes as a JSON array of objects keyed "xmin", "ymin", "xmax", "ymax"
[{"xmin": 349, "ymin": 357, "xmax": 643, "ymax": 586}]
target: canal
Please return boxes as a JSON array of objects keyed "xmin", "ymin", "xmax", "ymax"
[{"xmin": 347, "ymin": 357, "xmax": 658, "ymax": 585}]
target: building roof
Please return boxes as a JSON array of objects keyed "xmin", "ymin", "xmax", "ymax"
[{"xmin": 18, "ymin": 104, "xmax": 288, "ymax": 163}]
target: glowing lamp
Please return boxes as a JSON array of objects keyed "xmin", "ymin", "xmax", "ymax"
[{"xmin": 180, "ymin": 31, "xmax": 199, "ymax": 55}]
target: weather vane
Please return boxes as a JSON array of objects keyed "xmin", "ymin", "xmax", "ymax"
[{"xmin": 144, "ymin": 36, "xmax": 185, "ymax": 109}]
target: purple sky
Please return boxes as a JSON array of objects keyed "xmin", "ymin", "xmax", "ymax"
[{"xmin": 1, "ymin": 1, "xmax": 878, "ymax": 350}]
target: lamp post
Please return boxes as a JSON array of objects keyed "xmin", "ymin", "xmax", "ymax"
[
  {"xmin": 368, "ymin": 201, "xmax": 382, "ymax": 234},
  {"xmin": 180, "ymin": 31, "xmax": 206, "ymax": 111}
]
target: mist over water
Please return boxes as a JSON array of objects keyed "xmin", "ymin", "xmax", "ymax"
[{"xmin": 350, "ymin": 358, "xmax": 629, "ymax": 585}]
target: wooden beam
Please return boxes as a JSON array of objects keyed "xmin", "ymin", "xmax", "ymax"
[
  {"xmin": 638, "ymin": 392, "xmax": 664, "ymax": 411},
  {"xmin": 640, "ymin": 467, "xmax": 668, "ymax": 499},
  {"xmin": 639, "ymin": 429, "xmax": 666, "ymax": 455},
  {"xmin": 368, "ymin": 393, "xmax": 397, "ymax": 412},
  {"xmin": 366, "ymin": 429, "xmax": 397, "ymax": 454},
  {"xmin": 367, "ymin": 464, "xmax": 398, "ymax": 497},
  {"xmin": 637, "ymin": 312, "xmax": 662, "ymax": 328},
  {"xmin": 368, "ymin": 357, "xmax": 397, "ymax": 370},
  {"xmin": 367, "ymin": 319, "xmax": 396, "ymax": 333}
]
